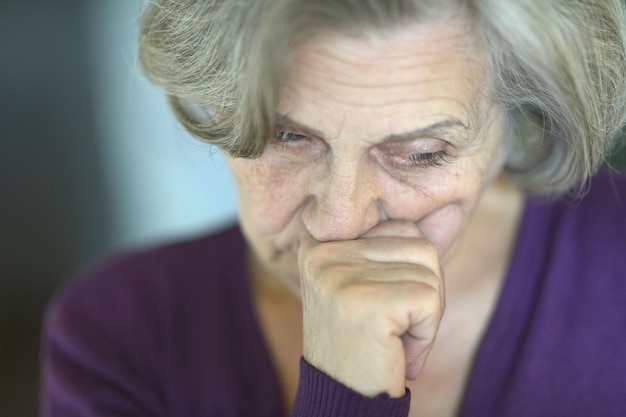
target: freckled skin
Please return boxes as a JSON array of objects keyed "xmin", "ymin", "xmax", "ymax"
[
  {"xmin": 223, "ymin": 15, "xmax": 528, "ymax": 405},
  {"xmin": 227, "ymin": 18, "xmax": 509, "ymax": 296}
]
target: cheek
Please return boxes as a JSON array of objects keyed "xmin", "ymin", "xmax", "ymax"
[
  {"xmin": 397, "ymin": 160, "xmax": 496, "ymax": 255},
  {"xmin": 229, "ymin": 157, "xmax": 309, "ymax": 233},
  {"xmin": 417, "ymin": 203, "xmax": 464, "ymax": 256},
  {"xmin": 418, "ymin": 148, "xmax": 507, "ymax": 254},
  {"xmin": 380, "ymin": 177, "xmax": 472, "ymax": 255}
]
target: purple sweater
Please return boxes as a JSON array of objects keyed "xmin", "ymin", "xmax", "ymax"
[{"xmin": 41, "ymin": 171, "xmax": 626, "ymax": 416}]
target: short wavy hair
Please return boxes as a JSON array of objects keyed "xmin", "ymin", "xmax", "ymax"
[{"xmin": 139, "ymin": 0, "xmax": 626, "ymax": 195}]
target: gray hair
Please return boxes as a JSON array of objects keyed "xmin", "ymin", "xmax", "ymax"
[{"xmin": 139, "ymin": 0, "xmax": 626, "ymax": 195}]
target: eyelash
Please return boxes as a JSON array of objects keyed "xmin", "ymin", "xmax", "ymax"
[
  {"xmin": 273, "ymin": 131, "xmax": 307, "ymax": 144},
  {"xmin": 408, "ymin": 150, "xmax": 454, "ymax": 168},
  {"xmin": 272, "ymin": 130, "xmax": 455, "ymax": 168}
]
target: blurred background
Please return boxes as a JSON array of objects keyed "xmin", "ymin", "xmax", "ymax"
[
  {"xmin": 0, "ymin": 1, "xmax": 625, "ymax": 416},
  {"xmin": 1, "ymin": 1, "xmax": 237, "ymax": 416}
]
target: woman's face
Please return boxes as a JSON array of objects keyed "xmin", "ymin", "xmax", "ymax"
[{"xmin": 227, "ymin": 18, "xmax": 509, "ymax": 293}]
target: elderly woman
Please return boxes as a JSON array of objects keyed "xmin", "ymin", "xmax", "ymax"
[{"xmin": 41, "ymin": 0, "xmax": 626, "ymax": 416}]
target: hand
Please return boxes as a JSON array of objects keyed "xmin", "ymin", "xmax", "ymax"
[{"xmin": 298, "ymin": 221, "xmax": 445, "ymax": 398}]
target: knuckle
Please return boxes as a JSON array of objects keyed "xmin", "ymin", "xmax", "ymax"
[
  {"xmin": 409, "ymin": 263, "xmax": 442, "ymax": 289},
  {"xmin": 300, "ymin": 242, "xmax": 331, "ymax": 275},
  {"xmin": 317, "ymin": 263, "xmax": 350, "ymax": 292},
  {"xmin": 404, "ymin": 280, "xmax": 443, "ymax": 313}
]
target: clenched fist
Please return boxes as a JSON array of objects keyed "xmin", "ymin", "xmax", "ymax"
[{"xmin": 298, "ymin": 221, "xmax": 445, "ymax": 398}]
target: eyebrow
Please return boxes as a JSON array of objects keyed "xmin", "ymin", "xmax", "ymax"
[{"xmin": 275, "ymin": 114, "xmax": 469, "ymax": 143}]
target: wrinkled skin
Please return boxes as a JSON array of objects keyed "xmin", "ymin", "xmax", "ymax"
[{"xmin": 227, "ymin": 15, "xmax": 510, "ymax": 398}]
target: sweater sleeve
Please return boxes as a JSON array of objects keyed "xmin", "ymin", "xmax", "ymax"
[{"xmin": 290, "ymin": 358, "xmax": 411, "ymax": 417}]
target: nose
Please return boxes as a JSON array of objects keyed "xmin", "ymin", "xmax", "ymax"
[{"xmin": 301, "ymin": 161, "xmax": 382, "ymax": 242}]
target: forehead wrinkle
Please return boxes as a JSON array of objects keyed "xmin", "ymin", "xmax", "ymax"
[
  {"xmin": 282, "ymin": 75, "xmax": 479, "ymax": 113},
  {"xmin": 292, "ymin": 50, "xmax": 482, "ymax": 90},
  {"xmin": 295, "ymin": 73, "xmax": 477, "ymax": 91},
  {"xmin": 276, "ymin": 18, "xmax": 492, "ymax": 147},
  {"xmin": 288, "ymin": 32, "xmax": 483, "ymax": 90},
  {"xmin": 282, "ymin": 33, "xmax": 485, "ymax": 113},
  {"xmin": 277, "ymin": 93, "xmax": 480, "ymax": 144},
  {"xmin": 277, "ymin": 83, "xmax": 482, "ymax": 136},
  {"xmin": 291, "ymin": 24, "xmax": 483, "ymax": 82},
  {"xmin": 287, "ymin": 59, "xmax": 483, "ymax": 111},
  {"xmin": 306, "ymin": 20, "xmax": 480, "ymax": 65},
  {"xmin": 301, "ymin": 48, "xmax": 475, "ymax": 76}
]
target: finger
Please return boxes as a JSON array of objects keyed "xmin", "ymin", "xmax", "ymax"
[
  {"xmin": 401, "ymin": 311, "xmax": 442, "ymax": 380},
  {"xmin": 403, "ymin": 333, "xmax": 434, "ymax": 380},
  {"xmin": 354, "ymin": 237, "xmax": 441, "ymax": 270},
  {"xmin": 298, "ymin": 231, "xmax": 319, "ymax": 257}
]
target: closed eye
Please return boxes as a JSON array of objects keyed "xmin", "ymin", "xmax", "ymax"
[
  {"xmin": 268, "ymin": 130, "xmax": 322, "ymax": 157},
  {"xmin": 409, "ymin": 150, "xmax": 454, "ymax": 168},
  {"xmin": 273, "ymin": 131, "xmax": 308, "ymax": 143}
]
